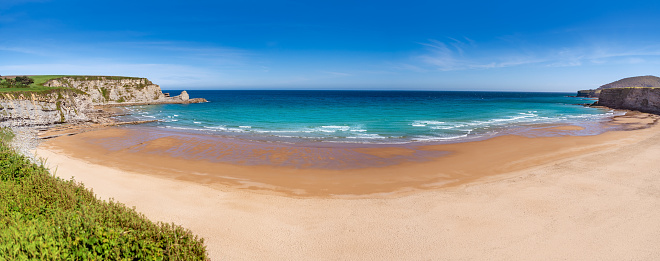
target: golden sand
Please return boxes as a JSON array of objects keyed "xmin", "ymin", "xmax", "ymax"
[{"xmin": 35, "ymin": 112, "xmax": 660, "ymax": 259}]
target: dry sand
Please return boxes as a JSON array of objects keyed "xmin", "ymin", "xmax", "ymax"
[{"xmin": 35, "ymin": 113, "xmax": 660, "ymax": 260}]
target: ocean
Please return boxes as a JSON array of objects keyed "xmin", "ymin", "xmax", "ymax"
[{"xmin": 121, "ymin": 90, "xmax": 615, "ymax": 144}]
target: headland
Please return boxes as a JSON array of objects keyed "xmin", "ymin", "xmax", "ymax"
[{"xmin": 0, "ymin": 75, "xmax": 207, "ymax": 155}]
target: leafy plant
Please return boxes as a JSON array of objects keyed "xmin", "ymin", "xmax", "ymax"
[
  {"xmin": 0, "ymin": 141, "xmax": 209, "ymax": 260},
  {"xmin": 100, "ymin": 87, "xmax": 110, "ymax": 101},
  {"xmin": 0, "ymin": 128, "xmax": 14, "ymax": 143}
]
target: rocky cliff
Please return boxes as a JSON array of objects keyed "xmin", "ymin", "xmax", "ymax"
[
  {"xmin": 577, "ymin": 89, "xmax": 600, "ymax": 98},
  {"xmin": 44, "ymin": 76, "xmax": 167, "ymax": 104},
  {"xmin": 598, "ymin": 87, "xmax": 660, "ymax": 114},
  {"xmin": 0, "ymin": 89, "xmax": 92, "ymax": 127},
  {"xmin": 577, "ymin": 75, "xmax": 660, "ymax": 98},
  {"xmin": 0, "ymin": 75, "xmax": 206, "ymax": 127}
]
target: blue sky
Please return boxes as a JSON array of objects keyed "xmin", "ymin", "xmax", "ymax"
[{"xmin": 1, "ymin": 0, "xmax": 660, "ymax": 91}]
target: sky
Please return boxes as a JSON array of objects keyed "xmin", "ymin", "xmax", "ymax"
[{"xmin": 1, "ymin": 0, "xmax": 660, "ymax": 91}]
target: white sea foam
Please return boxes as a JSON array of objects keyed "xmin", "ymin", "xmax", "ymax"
[
  {"xmin": 205, "ymin": 125, "xmax": 228, "ymax": 130},
  {"xmin": 125, "ymin": 98, "xmax": 615, "ymax": 144},
  {"xmin": 346, "ymin": 134, "xmax": 386, "ymax": 139},
  {"xmin": 411, "ymin": 120, "xmax": 446, "ymax": 127},
  {"xmin": 412, "ymin": 134, "xmax": 469, "ymax": 142},
  {"xmin": 320, "ymin": 126, "xmax": 351, "ymax": 131}
]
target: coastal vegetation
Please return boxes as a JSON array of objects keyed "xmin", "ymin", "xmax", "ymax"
[
  {"xmin": 0, "ymin": 76, "xmax": 34, "ymax": 88},
  {"xmin": 0, "ymin": 75, "xmax": 147, "ymax": 94},
  {"xmin": 0, "ymin": 75, "xmax": 77, "ymax": 94},
  {"xmin": 0, "ymin": 132, "xmax": 208, "ymax": 260}
]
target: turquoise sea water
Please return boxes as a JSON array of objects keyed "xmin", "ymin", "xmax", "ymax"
[{"xmin": 122, "ymin": 90, "xmax": 614, "ymax": 144}]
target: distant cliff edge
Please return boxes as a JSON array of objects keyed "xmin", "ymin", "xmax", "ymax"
[
  {"xmin": 0, "ymin": 75, "xmax": 207, "ymax": 128},
  {"xmin": 44, "ymin": 76, "xmax": 206, "ymax": 105},
  {"xmin": 577, "ymin": 75, "xmax": 660, "ymax": 98}
]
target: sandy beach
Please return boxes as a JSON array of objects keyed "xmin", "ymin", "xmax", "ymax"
[{"xmin": 35, "ymin": 112, "xmax": 660, "ymax": 260}]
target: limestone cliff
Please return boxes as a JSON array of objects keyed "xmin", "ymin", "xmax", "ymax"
[
  {"xmin": 597, "ymin": 88, "xmax": 660, "ymax": 114},
  {"xmin": 0, "ymin": 90, "xmax": 92, "ymax": 127},
  {"xmin": 0, "ymin": 75, "xmax": 206, "ymax": 127},
  {"xmin": 44, "ymin": 76, "xmax": 166, "ymax": 104}
]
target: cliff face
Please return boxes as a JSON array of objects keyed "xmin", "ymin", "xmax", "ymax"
[
  {"xmin": 577, "ymin": 89, "xmax": 600, "ymax": 98},
  {"xmin": 0, "ymin": 90, "xmax": 92, "ymax": 127},
  {"xmin": 598, "ymin": 88, "xmax": 660, "ymax": 114},
  {"xmin": 44, "ymin": 76, "xmax": 165, "ymax": 105},
  {"xmin": 0, "ymin": 76, "xmax": 205, "ymax": 127},
  {"xmin": 576, "ymin": 75, "xmax": 660, "ymax": 98}
]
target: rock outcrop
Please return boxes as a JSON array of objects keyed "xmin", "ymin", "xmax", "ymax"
[
  {"xmin": 577, "ymin": 75, "xmax": 660, "ymax": 98},
  {"xmin": 0, "ymin": 75, "xmax": 207, "ymax": 127},
  {"xmin": 45, "ymin": 76, "xmax": 165, "ymax": 104},
  {"xmin": 45, "ymin": 76, "xmax": 206, "ymax": 106},
  {"xmin": 597, "ymin": 87, "xmax": 660, "ymax": 114},
  {"xmin": 0, "ymin": 90, "xmax": 92, "ymax": 127},
  {"xmin": 576, "ymin": 89, "xmax": 600, "ymax": 98}
]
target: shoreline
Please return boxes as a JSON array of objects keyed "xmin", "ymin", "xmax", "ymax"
[
  {"xmin": 34, "ymin": 110, "xmax": 660, "ymax": 260},
  {"xmin": 36, "ymin": 111, "xmax": 658, "ymax": 197}
]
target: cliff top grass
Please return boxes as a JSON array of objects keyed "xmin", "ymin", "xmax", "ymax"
[
  {"xmin": 58, "ymin": 75, "xmax": 146, "ymax": 81},
  {"xmin": 0, "ymin": 138, "xmax": 209, "ymax": 259},
  {"xmin": 0, "ymin": 75, "xmax": 147, "ymax": 96},
  {"xmin": 1, "ymin": 75, "xmax": 147, "ymax": 90},
  {"xmin": 0, "ymin": 75, "xmax": 75, "ymax": 94}
]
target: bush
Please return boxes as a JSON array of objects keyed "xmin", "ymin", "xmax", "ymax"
[
  {"xmin": 14, "ymin": 76, "xmax": 34, "ymax": 86},
  {"xmin": 0, "ymin": 76, "xmax": 34, "ymax": 88},
  {"xmin": 0, "ymin": 142, "xmax": 209, "ymax": 260}
]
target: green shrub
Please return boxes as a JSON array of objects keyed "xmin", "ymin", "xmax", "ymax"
[
  {"xmin": 0, "ymin": 128, "xmax": 13, "ymax": 143},
  {"xmin": 100, "ymin": 87, "xmax": 110, "ymax": 101},
  {"xmin": 0, "ymin": 142, "xmax": 209, "ymax": 260}
]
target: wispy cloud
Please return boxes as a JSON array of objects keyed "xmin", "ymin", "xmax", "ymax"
[
  {"xmin": 412, "ymin": 37, "xmax": 660, "ymax": 72},
  {"xmin": 416, "ymin": 38, "xmax": 543, "ymax": 71}
]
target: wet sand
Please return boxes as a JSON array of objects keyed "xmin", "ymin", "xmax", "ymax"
[{"xmin": 35, "ymin": 112, "xmax": 660, "ymax": 259}]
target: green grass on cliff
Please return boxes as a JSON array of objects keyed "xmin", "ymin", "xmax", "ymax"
[
  {"xmin": 0, "ymin": 75, "xmax": 147, "ymax": 94},
  {"xmin": 0, "ymin": 75, "xmax": 73, "ymax": 93},
  {"xmin": 28, "ymin": 75, "xmax": 76, "ymax": 88},
  {"xmin": 0, "ymin": 140, "xmax": 209, "ymax": 260},
  {"xmin": 63, "ymin": 76, "xmax": 145, "ymax": 81}
]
